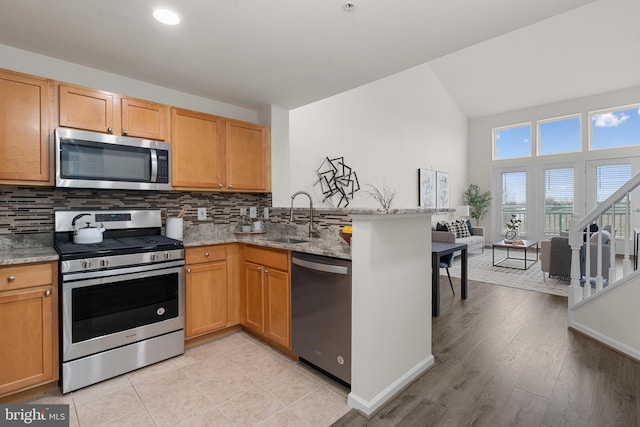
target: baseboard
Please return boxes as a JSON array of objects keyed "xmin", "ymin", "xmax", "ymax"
[
  {"xmin": 569, "ymin": 321, "xmax": 640, "ymax": 362},
  {"xmin": 347, "ymin": 354, "xmax": 435, "ymax": 417}
]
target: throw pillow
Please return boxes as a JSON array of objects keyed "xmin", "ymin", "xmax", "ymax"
[
  {"xmin": 435, "ymin": 221, "xmax": 449, "ymax": 232},
  {"xmin": 465, "ymin": 219, "xmax": 473, "ymax": 236},
  {"xmin": 454, "ymin": 220, "xmax": 470, "ymax": 238},
  {"xmin": 441, "ymin": 221, "xmax": 458, "ymax": 238},
  {"xmin": 590, "ymin": 229, "xmax": 611, "ymax": 245}
]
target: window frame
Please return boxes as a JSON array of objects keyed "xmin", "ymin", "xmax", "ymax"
[
  {"xmin": 493, "ymin": 122, "xmax": 532, "ymax": 161},
  {"xmin": 588, "ymin": 103, "xmax": 640, "ymax": 151},
  {"xmin": 537, "ymin": 114, "xmax": 582, "ymax": 156}
]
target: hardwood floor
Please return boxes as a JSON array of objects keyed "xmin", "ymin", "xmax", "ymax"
[{"xmin": 333, "ymin": 278, "xmax": 640, "ymax": 427}]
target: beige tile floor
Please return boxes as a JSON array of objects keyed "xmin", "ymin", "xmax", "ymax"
[{"xmin": 27, "ymin": 331, "xmax": 351, "ymax": 426}]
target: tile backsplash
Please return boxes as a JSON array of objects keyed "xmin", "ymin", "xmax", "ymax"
[
  {"xmin": 0, "ymin": 186, "xmax": 271, "ymax": 235},
  {"xmin": 0, "ymin": 187, "xmax": 352, "ymax": 238}
]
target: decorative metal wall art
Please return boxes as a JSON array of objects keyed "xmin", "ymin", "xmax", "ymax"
[{"xmin": 315, "ymin": 156, "xmax": 360, "ymax": 207}]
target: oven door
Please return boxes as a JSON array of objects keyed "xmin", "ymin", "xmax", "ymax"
[{"xmin": 62, "ymin": 261, "xmax": 184, "ymax": 362}]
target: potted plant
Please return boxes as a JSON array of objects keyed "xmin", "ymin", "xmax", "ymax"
[
  {"xmin": 504, "ymin": 214, "xmax": 522, "ymax": 240},
  {"xmin": 463, "ymin": 184, "xmax": 491, "ymax": 225},
  {"xmin": 241, "ymin": 217, "xmax": 252, "ymax": 232}
]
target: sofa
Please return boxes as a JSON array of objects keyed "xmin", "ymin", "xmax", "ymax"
[
  {"xmin": 432, "ymin": 220, "xmax": 485, "ymax": 256},
  {"xmin": 540, "ymin": 224, "xmax": 613, "ymax": 282}
]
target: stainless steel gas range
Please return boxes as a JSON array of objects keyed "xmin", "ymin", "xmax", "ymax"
[{"xmin": 54, "ymin": 210, "xmax": 185, "ymax": 393}]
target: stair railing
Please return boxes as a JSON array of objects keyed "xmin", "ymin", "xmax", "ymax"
[{"xmin": 568, "ymin": 172, "xmax": 640, "ymax": 307}]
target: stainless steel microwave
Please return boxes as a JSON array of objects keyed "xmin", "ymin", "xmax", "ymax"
[{"xmin": 55, "ymin": 128, "xmax": 171, "ymax": 191}]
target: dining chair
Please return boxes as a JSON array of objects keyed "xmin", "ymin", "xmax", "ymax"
[{"xmin": 439, "ymin": 253, "xmax": 455, "ymax": 295}]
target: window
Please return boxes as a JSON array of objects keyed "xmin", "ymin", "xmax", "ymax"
[
  {"xmin": 590, "ymin": 105, "xmax": 640, "ymax": 150},
  {"xmin": 494, "ymin": 124, "xmax": 531, "ymax": 160},
  {"xmin": 501, "ymin": 171, "xmax": 527, "ymax": 235},
  {"xmin": 596, "ymin": 164, "xmax": 631, "ymax": 238},
  {"xmin": 544, "ymin": 168, "xmax": 574, "ymax": 234},
  {"xmin": 538, "ymin": 116, "xmax": 581, "ymax": 155}
]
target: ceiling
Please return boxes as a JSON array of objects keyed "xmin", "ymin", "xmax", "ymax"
[{"xmin": 0, "ymin": 0, "xmax": 637, "ymax": 118}]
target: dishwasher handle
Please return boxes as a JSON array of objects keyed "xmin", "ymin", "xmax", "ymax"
[{"xmin": 292, "ymin": 257, "xmax": 349, "ymax": 275}]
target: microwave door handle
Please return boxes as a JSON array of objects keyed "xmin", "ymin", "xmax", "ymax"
[{"xmin": 150, "ymin": 149, "xmax": 158, "ymax": 182}]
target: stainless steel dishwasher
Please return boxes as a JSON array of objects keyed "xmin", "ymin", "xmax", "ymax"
[{"xmin": 291, "ymin": 252, "xmax": 352, "ymax": 385}]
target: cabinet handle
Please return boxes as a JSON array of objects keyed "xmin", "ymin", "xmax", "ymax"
[
  {"xmin": 45, "ymin": 289, "xmax": 51, "ymax": 297},
  {"xmin": 123, "ymin": 130, "xmax": 128, "ymax": 135},
  {"xmin": 205, "ymin": 252, "xmax": 210, "ymax": 257},
  {"xmin": 264, "ymin": 269, "xmax": 269, "ymax": 274},
  {"xmin": 7, "ymin": 275, "xmax": 15, "ymax": 283},
  {"xmin": 257, "ymin": 266, "xmax": 262, "ymax": 271},
  {"xmin": 107, "ymin": 127, "xmax": 113, "ymax": 133},
  {"xmin": 218, "ymin": 183, "xmax": 223, "ymax": 188},
  {"xmin": 187, "ymin": 268, "xmax": 192, "ymax": 274},
  {"xmin": 227, "ymin": 184, "xmax": 233, "ymax": 189}
]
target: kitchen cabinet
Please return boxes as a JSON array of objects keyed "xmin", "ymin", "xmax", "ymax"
[
  {"xmin": 0, "ymin": 262, "xmax": 58, "ymax": 398},
  {"xmin": 58, "ymin": 83, "xmax": 169, "ymax": 140},
  {"xmin": 241, "ymin": 246, "xmax": 290, "ymax": 348},
  {"xmin": 171, "ymin": 108, "xmax": 224, "ymax": 189},
  {"xmin": 224, "ymin": 119, "xmax": 270, "ymax": 192},
  {"xmin": 184, "ymin": 245, "xmax": 229, "ymax": 339},
  {"xmin": 0, "ymin": 69, "xmax": 53, "ymax": 185},
  {"xmin": 171, "ymin": 108, "xmax": 271, "ymax": 192}
]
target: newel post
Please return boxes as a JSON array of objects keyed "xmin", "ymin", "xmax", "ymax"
[{"xmin": 568, "ymin": 215, "xmax": 584, "ymax": 307}]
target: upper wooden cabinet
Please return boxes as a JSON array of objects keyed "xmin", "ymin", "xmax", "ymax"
[
  {"xmin": 58, "ymin": 83, "xmax": 169, "ymax": 141},
  {"xmin": 171, "ymin": 108, "xmax": 224, "ymax": 189},
  {"xmin": 224, "ymin": 119, "xmax": 270, "ymax": 192},
  {"xmin": 171, "ymin": 108, "xmax": 271, "ymax": 192},
  {"xmin": 0, "ymin": 69, "xmax": 53, "ymax": 185}
]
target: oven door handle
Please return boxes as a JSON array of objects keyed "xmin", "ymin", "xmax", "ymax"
[{"xmin": 62, "ymin": 259, "xmax": 185, "ymax": 282}]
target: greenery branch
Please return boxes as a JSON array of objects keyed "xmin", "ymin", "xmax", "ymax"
[
  {"xmin": 463, "ymin": 184, "xmax": 491, "ymax": 225},
  {"xmin": 363, "ymin": 184, "xmax": 398, "ymax": 213}
]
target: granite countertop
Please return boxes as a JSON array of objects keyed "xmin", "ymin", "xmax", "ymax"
[
  {"xmin": 184, "ymin": 223, "xmax": 352, "ymax": 260},
  {"xmin": 0, "ymin": 246, "xmax": 59, "ymax": 266}
]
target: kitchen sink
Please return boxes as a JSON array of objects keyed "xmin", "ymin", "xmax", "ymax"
[{"xmin": 270, "ymin": 237, "xmax": 309, "ymax": 244}]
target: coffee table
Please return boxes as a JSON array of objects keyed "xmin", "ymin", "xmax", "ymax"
[{"xmin": 492, "ymin": 239, "xmax": 538, "ymax": 270}]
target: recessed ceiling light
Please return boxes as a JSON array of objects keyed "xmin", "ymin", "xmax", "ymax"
[
  {"xmin": 343, "ymin": 2, "xmax": 355, "ymax": 11},
  {"xmin": 153, "ymin": 9, "xmax": 180, "ymax": 25}
]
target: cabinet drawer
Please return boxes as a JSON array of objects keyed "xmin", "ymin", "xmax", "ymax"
[
  {"xmin": 185, "ymin": 245, "xmax": 226, "ymax": 264},
  {"xmin": 0, "ymin": 263, "xmax": 54, "ymax": 292},
  {"xmin": 243, "ymin": 246, "xmax": 289, "ymax": 271}
]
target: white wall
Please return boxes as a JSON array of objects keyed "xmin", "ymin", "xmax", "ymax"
[
  {"xmin": 468, "ymin": 85, "xmax": 640, "ymax": 241},
  {"xmin": 0, "ymin": 44, "xmax": 257, "ymax": 122},
  {"xmin": 284, "ymin": 63, "xmax": 468, "ymax": 211}
]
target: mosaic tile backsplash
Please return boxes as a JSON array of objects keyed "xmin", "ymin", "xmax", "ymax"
[{"xmin": 0, "ymin": 186, "xmax": 352, "ymax": 239}]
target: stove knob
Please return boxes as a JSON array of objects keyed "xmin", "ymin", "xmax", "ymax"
[
  {"xmin": 100, "ymin": 259, "xmax": 109, "ymax": 267},
  {"xmin": 150, "ymin": 253, "xmax": 157, "ymax": 261},
  {"xmin": 164, "ymin": 252, "xmax": 171, "ymax": 260},
  {"xmin": 82, "ymin": 260, "xmax": 91, "ymax": 269}
]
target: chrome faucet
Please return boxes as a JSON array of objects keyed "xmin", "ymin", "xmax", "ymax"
[{"xmin": 290, "ymin": 191, "xmax": 319, "ymax": 238}]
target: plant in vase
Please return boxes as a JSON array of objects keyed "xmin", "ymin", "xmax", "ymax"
[
  {"xmin": 240, "ymin": 217, "xmax": 252, "ymax": 232},
  {"xmin": 504, "ymin": 214, "xmax": 522, "ymax": 240}
]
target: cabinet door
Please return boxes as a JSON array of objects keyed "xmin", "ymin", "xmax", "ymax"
[
  {"xmin": 121, "ymin": 98, "xmax": 169, "ymax": 141},
  {"xmin": 171, "ymin": 108, "xmax": 223, "ymax": 189},
  {"xmin": 59, "ymin": 84, "xmax": 116, "ymax": 134},
  {"xmin": 224, "ymin": 120, "xmax": 270, "ymax": 192},
  {"xmin": 0, "ymin": 286, "xmax": 55, "ymax": 396},
  {"xmin": 185, "ymin": 262, "xmax": 228, "ymax": 339},
  {"xmin": 242, "ymin": 261, "xmax": 264, "ymax": 333},
  {"xmin": 0, "ymin": 70, "xmax": 51, "ymax": 183},
  {"xmin": 264, "ymin": 268, "xmax": 290, "ymax": 348}
]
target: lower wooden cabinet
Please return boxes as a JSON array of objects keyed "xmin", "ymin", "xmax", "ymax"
[
  {"xmin": 241, "ymin": 246, "xmax": 290, "ymax": 348},
  {"xmin": 184, "ymin": 244, "xmax": 239, "ymax": 339},
  {"xmin": 0, "ymin": 262, "xmax": 58, "ymax": 398}
]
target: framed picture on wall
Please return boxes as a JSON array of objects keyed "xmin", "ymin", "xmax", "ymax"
[
  {"xmin": 436, "ymin": 171, "xmax": 449, "ymax": 210},
  {"xmin": 418, "ymin": 169, "xmax": 436, "ymax": 208}
]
